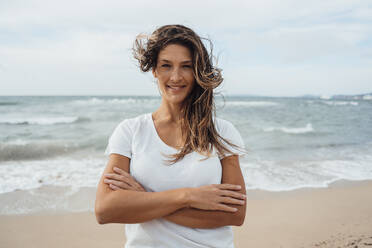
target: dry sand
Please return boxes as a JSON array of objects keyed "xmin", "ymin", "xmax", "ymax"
[{"xmin": 1, "ymin": 180, "xmax": 372, "ymax": 248}]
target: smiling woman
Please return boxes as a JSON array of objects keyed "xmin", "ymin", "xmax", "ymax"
[
  {"xmin": 152, "ymin": 44, "xmax": 195, "ymax": 107},
  {"xmin": 94, "ymin": 24, "xmax": 247, "ymax": 248}
]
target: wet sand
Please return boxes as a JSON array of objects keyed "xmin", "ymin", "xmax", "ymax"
[{"xmin": 1, "ymin": 180, "xmax": 372, "ymax": 248}]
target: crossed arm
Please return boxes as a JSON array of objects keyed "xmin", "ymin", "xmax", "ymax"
[
  {"xmin": 95, "ymin": 154, "xmax": 246, "ymax": 228},
  {"xmin": 162, "ymin": 155, "xmax": 246, "ymax": 228}
]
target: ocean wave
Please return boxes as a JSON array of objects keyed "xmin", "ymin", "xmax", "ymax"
[
  {"xmin": 1, "ymin": 156, "xmax": 371, "ymax": 195},
  {"xmin": 240, "ymin": 156, "xmax": 372, "ymax": 192},
  {"xmin": 320, "ymin": 95, "xmax": 332, "ymax": 100},
  {"xmin": 0, "ymin": 101, "xmax": 18, "ymax": 106},
  {"xmin": 0, "ymin": 116, "xmax": 88, "ymax": 125},
  {"xmin": 1, "ymin": 154, "xmax": 372, "ymax": 215},
  {"xmin": 0, "ymin": 142, "xmax": 82, "ymax": 162},
  {"xmin": 322, "ymin": 101, "xmax": 358, "ymax": 106},
  {"xmin": 72, "ymin": 97, "xmax": 159, "ymax": 105},
  {"xmin": 0, "ymin": 157, "xmax": 104, "ymax": 194},
  {"xmin": 223, "ymin": 101, "xmax": 279, "ymax": 107},
  {"xmin": 263, "ymin": 123, "xmax": 314, "ymax": 134}
]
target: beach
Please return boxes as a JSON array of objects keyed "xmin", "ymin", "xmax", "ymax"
[
  {"xmin": 1, "ymin": 96, "xmax": 372, "ymax": 247},
  {"xmin": 1, "ymin": 179, "xmax": 372, "ymax": 248}
]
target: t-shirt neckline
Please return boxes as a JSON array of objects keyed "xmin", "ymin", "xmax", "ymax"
[{"xmin": 147, "ymin": 112, "xmax": 181, "ymax": 152}]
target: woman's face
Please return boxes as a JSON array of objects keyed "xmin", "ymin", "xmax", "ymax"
[{"xmin": 152, "ymin": 43, "xmax": 195, "ymax": 105}]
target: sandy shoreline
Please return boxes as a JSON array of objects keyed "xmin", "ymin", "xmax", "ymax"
[{"xmin": 1, "ymin": 180, "xmax": 372, "ymax": 248}]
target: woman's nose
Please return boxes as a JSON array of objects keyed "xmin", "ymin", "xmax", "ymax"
[{"xmin": 170, "ymin": 68, "xmax": 182, "ymax": 82}]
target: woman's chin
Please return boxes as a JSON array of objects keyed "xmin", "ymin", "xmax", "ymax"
[{"xmin": 164, "ymin": 94, "xmax": 188, "ymax": 105}]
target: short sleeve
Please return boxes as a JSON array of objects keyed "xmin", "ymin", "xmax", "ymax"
[
  {"xmin": 104, "ymin": 119, "xmax": 133, "ymax": 158},
  {"xmin": 216, "ymin": 119, "xmax": 246, "ymax": 160}
]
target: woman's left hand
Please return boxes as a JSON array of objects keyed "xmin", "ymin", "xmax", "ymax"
[{"xmin": 104, "ymin": 167, "xmax": 146, "ymax": 192}]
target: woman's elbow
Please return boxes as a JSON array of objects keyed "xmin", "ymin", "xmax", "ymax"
[
  {"xmin": 95, "ymin": 194, "xmax": 116, "ymax": 225},
  {"xmin": 234, "ymin": 214, "xmax": 245, "ymax": 226},
  {"xmin": 95, "ymin": 201, "xmax": 110, "ymax": 224},
  {"xmin": 233, "ymin": 208, "xmax": 246, "ymax": 226}
]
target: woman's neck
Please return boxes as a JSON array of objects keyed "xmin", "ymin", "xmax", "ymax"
[{"xmin": 153, "ymin": 99, "xmax": 183, "ymax": 123}]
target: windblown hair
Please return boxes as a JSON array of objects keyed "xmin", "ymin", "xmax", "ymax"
[{"xmin": 133, "ymin": 24, "xmax": 244, "ymax": 164}]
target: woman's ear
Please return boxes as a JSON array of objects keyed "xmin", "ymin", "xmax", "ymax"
[{"xmin": 152, "ymin": 67, "xmax": 157, "ymax": 78}]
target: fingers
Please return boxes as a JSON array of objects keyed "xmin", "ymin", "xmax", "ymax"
[
  {"xmin": 111, "ymin": 167, "xmax": 145, "ymax": 191},
  {"xmin": 220, "ymin": 190, "xmax": 246, "ymax": 200},
  {"xmin": 219, "ymin": 196, "xmax": 245, "ymax": 206},
  {"xmin": 132, "ymin": 182, "xmax": 146, "ymax": 191},
  {"xmin": 215, "ymin": 184, "xmax": 246, "ymax": 200},
  {"xmin": 109, "ymin": 183, "xmax": 120, "ymax": 190},
  {"xmin": 104, "ymin": 168, "xmax": 146, "ymax": 192},
  {"xmin": 216, "ymin": 204, "xmax": 238, "ymax": 213},
  {"xmin": 104, "ymin": 178, "xmax": 130, "ymax": 190},
  {"xmin": 113, "ymin": 166, "xmax": 127, "ymax": 175},
  {"xmin": 217, "ymin": 184, "xmax": 242, "ymax": 191},
  {"xmin": 105, "ymin": 173, "xmax": 126, "ymax": 182},
  {"xmin": 105, "ymin": 173, "xmax": 142, "ymax": 190},
  {"xmin": 106, "ymin": 167, "xmax": 131, "ymax": 181},
  {"xmin": 215, "ymin": 195, "xmax": 245, "ymax": 212},
  {"xmin": 104, "ymin": 178, "xmax": 144, "ymax": 191},
  {"xmin": 107, "ymin": 167, "xmax": 135, "ymax": 184}
]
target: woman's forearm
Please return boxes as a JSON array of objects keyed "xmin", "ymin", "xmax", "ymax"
[
  {"xmin": 163, "ymin": 204, "xmax": 246, "ymax": 228},
  {"xmin": 95, "ymin": 188, "xmax": 188, "ymax": 224},
  {"xmin": 97, "ymin": 154, "xmax": 246, "ymax": 226},
  {"xmin": 164, "ymin": 155, "xmax": 247, "ymax": 229}
]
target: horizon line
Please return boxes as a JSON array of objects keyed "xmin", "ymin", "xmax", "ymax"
[{"xmin": 0, "ymin": 92, "xmax": 371, "ymax": 98}]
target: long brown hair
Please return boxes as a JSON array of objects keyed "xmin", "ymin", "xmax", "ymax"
[{"xmin": 133, "ymin": 24, "xmax": 244, "ymax": 164}]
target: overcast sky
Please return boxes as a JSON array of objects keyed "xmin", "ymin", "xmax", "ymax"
[{"xmin": 0, "ymin": 0, "xmax": 371, "ymax": 96}]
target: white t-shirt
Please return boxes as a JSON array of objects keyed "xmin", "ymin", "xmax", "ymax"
[{"xmin": 104, "ymin": 112, "xmax": 245, "ymax": 248}]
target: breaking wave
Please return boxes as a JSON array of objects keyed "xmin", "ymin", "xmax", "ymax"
[{"xmin": 263, "ymin": 123, "xmax": 314, "ymax": 134}]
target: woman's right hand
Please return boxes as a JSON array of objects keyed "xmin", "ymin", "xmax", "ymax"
[{"xmin": 185, "ymin": 184, "xmax": 246, "ymax": 212}]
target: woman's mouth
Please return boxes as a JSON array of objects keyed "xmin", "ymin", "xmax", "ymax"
[{"xmin": 167, "ymin": 85, "xmax": 186, "ymax": 92}]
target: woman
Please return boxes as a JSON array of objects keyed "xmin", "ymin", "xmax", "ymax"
[{"xmin": 95, "ymin": 24, "xmax": 247, "ymax": 248}]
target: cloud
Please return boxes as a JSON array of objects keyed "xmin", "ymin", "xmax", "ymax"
[
  {"xmin": 224, "ymin": 23, "xmax": 371, "ymax": 64},
  {"xmin": 223, "ymin": 63, "xmax": 372, "ymax": 96},
  {"xmin": 0, "ymin": 0, "xmax": 371, "ymax": 95}
]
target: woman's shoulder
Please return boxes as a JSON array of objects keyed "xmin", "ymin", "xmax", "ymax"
[
  {"xmin": 214, "ymin": 116, "xmax": 244, "ymax": 144},
  {"xmin": 214, "ymin": 116, "xmax": 236, "ymax": 133},
  {"xmin": 214, "ymin": 116, "xmax": 246, "ymax": 156},
  {"xmin": 115, "ymin": 112, "xmax": 150, "ymax": 131}
]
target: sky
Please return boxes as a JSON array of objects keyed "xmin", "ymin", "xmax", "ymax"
[{"xmin": 0, "ymin": 0, "xmax": 371, "ymax": 97}]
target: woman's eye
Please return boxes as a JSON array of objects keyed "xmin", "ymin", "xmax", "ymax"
[
  {"xmin": 183, "ymin": 65, "xmax": 192, "ymax": 68},
  {"xmin": 161, "ymin": 64, "xmax": 170, "ymax": 67}
]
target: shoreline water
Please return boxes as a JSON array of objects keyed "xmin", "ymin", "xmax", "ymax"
[
  {"xmin": 2, "ymin": 95, "xmax": 372, "ymax": 195},
  {"xmin": 1, "ymin": 179, "xmax": 372, "ymax": 248},
  {"xmin": 0, "ymin": 178, "xmax": 371, "ymax": 216}
]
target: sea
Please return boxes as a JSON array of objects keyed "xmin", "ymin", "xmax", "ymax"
[{"xmin": 0, "ymin": 95, "xmax": 372, "ymax": 214}]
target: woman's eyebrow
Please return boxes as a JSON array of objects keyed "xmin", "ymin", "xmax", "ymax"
[{"xmin": 159, "ymin": 59, "xmax": 192, "ymax": 64}]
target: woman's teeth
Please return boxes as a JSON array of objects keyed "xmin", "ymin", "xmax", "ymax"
[{"xmin": 167, "ymin": 85, "xmax": 185, "ymax": 89}]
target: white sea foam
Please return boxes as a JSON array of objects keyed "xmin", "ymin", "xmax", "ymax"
[
  {"xmin": 73, "ymin": 97, "xmax": 135, "ymax": 105},
  {"xmin": 240, "ymin": 156, "xmax": 372, "ymax": 192},
  {"xmin": 1, "ymin": 154, "xmax": 371, "ymax": 195},
  {"xmin": 72, "ymin": 97, "xmax": 159, "ymax": 105},
  {"xmin": 0, "ymin": 157, "xmax": 105, "ymax": 194},
  {"xmin": 322, "ymin": 101, "xmax": 359, "ymax": 106},
  {"xmin": 224, "ymin": 101, "xmax": 279, "ymax": 107},
  {"xmin": 0, "ymin": 116, "xmax": 79, "ymax": 125},
  {"xmin": 263, "ymin": 123, "xmax": 314, "ymax": 134},
  {"xmin": 320, "ymin": 95, "xmax": 332, "ymax": 100},
  {"xmin": 1, "ymin": 154, "xmax": 372, "ymax": 214}
]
